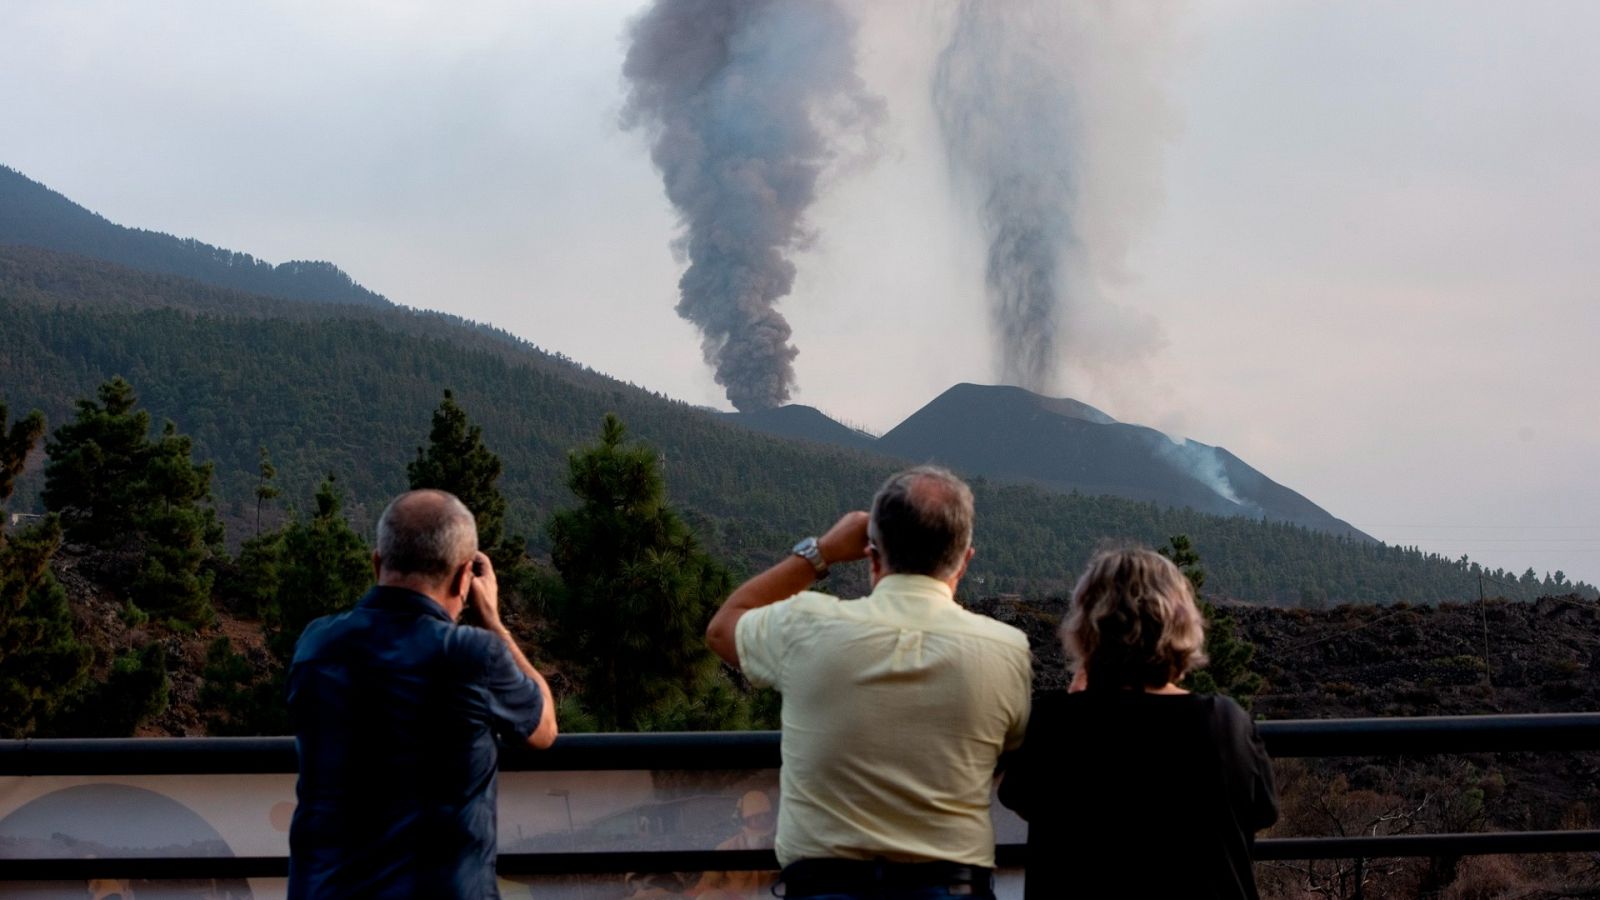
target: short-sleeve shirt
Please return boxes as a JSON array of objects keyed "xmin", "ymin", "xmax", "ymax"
[
  {"xmin": 288, "ymin": 586, "xmax": 545, "ymax": 900},
  {"xmin": 998, "ymin": 690, "xmax": 1278, "ymax": 900},
  {"xmin": 736, "ymin": 574, "xmax": 1033, "ymax": 867}
]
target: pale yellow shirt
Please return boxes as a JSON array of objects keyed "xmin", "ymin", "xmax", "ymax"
[{"xmin": 735, "ymin": 574, "xmax": 1032, "ymax": 867}]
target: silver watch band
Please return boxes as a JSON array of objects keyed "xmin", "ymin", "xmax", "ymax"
[{"xmin": 792, "ymin": 536, "xmax": 828, "ymax": 576}]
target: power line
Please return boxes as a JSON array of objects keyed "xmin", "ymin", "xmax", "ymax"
[{"xmin": 1275, "ymin": 605, "xmax": 1424, "ymax": 655}]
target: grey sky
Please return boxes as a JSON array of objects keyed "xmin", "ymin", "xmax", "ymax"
[{"xmin": 3, "ymin": 0, "xmax": 1597, "ymax": 583}]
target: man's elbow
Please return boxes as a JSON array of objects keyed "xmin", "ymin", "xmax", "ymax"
[
  {"xmin": 706, "ymin": 617, "xmax": 740, "ymax": 668},
  {"xmin": 527, "ymin": 716, "xmax": 558, "ymax": 750}
]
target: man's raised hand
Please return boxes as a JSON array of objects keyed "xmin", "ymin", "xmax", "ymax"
[
  {"xmin": 467, "ymin": 551, "xmax": 501, "ymax": 629},
  {"xmin": 819, "ymin": 510, "xmax": 871, "ymax": 566}
]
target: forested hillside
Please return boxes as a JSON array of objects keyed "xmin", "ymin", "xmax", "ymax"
[
  {"xmin": 1, "ymin": 245, "xmax": 1591, "ymax": 605},
  {"xmin": 0, "ymin": 166, "xmax": 390, "ymax": 308}
]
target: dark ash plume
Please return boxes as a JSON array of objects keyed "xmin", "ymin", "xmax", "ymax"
[
  {"xmin": 933, "ymin": 2, "xmax": 1175, "ymax": 395},
  {"xmin": 622, "ymin": 0, "xmax": 879, "ymax": 411}
]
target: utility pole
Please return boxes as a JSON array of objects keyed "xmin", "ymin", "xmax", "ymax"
[{"xmin": 1478, "ymin": 574, "xmax": 1493, "ymax": 692}]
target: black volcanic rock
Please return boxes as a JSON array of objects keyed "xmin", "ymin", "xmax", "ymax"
[
  {"xmin": 876, "ymin": 383, "xmax": 1372, "ymax": 541},
  {"xmin": 720, "ymin": 405, "xmax": 876, "ymax": 451}
]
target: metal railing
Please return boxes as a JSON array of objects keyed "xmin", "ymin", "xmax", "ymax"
[{"xmin": 4, "ymin": 713, "xmax": 1600, "ymax": 881}]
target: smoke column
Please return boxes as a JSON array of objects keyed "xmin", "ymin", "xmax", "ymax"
[
  {"xmin": 622, "ymin": 0, "xmax": 879, "ymax": 411},
  {"xmin": 933, "ymin": 2, "xmax": 1176, "ymax": 395}
]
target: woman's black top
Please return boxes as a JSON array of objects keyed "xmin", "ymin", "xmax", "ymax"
[{"xmin": 998, "ymin": 689, "xmax": 1278, "ymax": 899}]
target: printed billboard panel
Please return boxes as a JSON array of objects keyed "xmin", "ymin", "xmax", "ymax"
[{"xmin": 1, "ymin": 769, "xmax": 1027, "ymax": 899}]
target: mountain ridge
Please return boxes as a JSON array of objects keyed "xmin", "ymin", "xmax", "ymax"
[
  {"xmin": 1, "ymin": 165, "xmax": 1586, "ymax": 603},
  {"xmin": 0, "ymin": 165, "xmax": 391, "ymax": 309},
  {"xmin": 728, "ymin": 383, "xmax": 1372, "ymax": 542}
]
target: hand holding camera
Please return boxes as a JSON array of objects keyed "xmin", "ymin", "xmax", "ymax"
[{"xmin": 464, "ymin": 551, "xmax": 501, "ymax": 631}]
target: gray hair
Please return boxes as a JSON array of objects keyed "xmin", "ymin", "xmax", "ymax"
[
  {"xmin": 867, "ymin": 466, "xmax": 975, "ymax": 579},
  {"xmin": 375, "ymin": 489, "xmax": 478, "ymax": 580}
]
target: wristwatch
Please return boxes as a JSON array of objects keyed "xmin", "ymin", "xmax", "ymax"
[{"xmin": 792, "ymin": 536, "xmax": 829, "ymax": 578}]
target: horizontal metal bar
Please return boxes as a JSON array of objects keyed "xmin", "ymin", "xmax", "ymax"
[
  {"xmin": 0, "ymin": 736, "xmax": 296, "ymax": 776},
  {"xmin": 0, "ymin": 730, "xmax": 784, "ymax": 776},
  {"xmin": 6, "ymin": 714, "xmax": 1600, "ymax": 775},
  {"xmin": 8, "ymin": 832, "xmax": 1600, "ymax": 881},
  {"xmin": 499, "ymin": 848, "xmax": 778, "ymax": 876},
  {"xmin": 1256, "ymin": 713, "xmax": 1600, "ymax": 757},
  {"xmin": 0, "ymin": 856, "xmax": 288, "ymax": 881},
  {"xmin": 1253, "ymin": 829, "xmax": 1600, "ymax": 860}
]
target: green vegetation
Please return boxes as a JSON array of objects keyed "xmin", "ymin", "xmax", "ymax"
[
  {"xmin": 409, "ymin": 390, "xmax": 513, "ymax": 553},
  {"xmin": 44, "ymin": 377, "xmax": 223, "ymax": 625},
  {"xmin": 49, "ymin": 643, "xmax": 171, "ymax": 737},
  {"xmin": 0, "ymin": 399, "xmax": 92, "ymax": 738},
  {"xmin": 261, "ymin": 476, "xmax": 372, "ymax": 664},
  {"xmin": 407, "ymin": 389, "xmax": 528, "ymax": 600},
  {"xmin": 0, "ymin": 165, "xmax": 390, "ymax": 309},
  {"xmin": 1162, "ymin": 534, "xmax": 1263, "ymax": 705},
  {"xmin": 2, "ymin": 262, "xmax": 1590, "ymax": 606},
  {"xmin": 204, "ymin": 476, "xmax": 372, "ymax": 735},
  {"xmin": 254, "ymin": 445, "xmax": 280, "ymax": 537},
  {"xmin": 548, "ymin": 414, "xmax": 766, "ymax": 730},
  {"xmin": 4, "ymin": 240, "xmax": 1598, "ymax": 744}
]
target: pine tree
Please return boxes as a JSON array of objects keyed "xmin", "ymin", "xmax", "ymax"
[
  {"xmin": 48, "ymin": 643, "xmax": 170, "ymax": 737},
  {"xmin": 228, "ymin": 527, "xmax": 285, "ymax": 618},
  {"xmin": 42, "ymin": 377, "xmax": 222, "ymax": 625},
  {"xmin": 0, "ymin": 399, "xmax": 92, "ymax": 737},
  {"xmin": 1161, "ymin": 535, "xmax": 1263, "ymax": 706},
  {"xmin": 255, "ymin": 445, "xmax": 280, "ymax": 537},
  {"xmin": 0, "ymin": 401, "xmax": 44, "ymax": 506},
  {"xmin": 42, "ymin": 377, "xmax": 151, "ymax": 545},
  {"xmin": 203, "ymin": 476, "xmax": 372, "ymax": 735},
  {"xmin": 131, "ymin": 421, "xmax": 224, "ymax": 625},
  {"xmin": 407, "ymin": 390, "xmax": 519, "ymax": 559},
  {"xmin": 548, "ymin": 414, "xmax": 734, "ymax": 730},
  {"xmin": 264, "ymin": 475, "xmax": 372, "ymax": 665}
]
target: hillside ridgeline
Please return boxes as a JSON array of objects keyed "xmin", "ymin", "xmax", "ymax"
[
  {"xmin": 3, "ymin": 245, "xmax": 1587, "ymax": 604},
  {"xmin": 0, "ymin": 166, "xmax": 390, "ymax": 308}
]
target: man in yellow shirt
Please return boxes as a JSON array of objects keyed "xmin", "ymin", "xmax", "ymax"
[{"xmin": 706, "ymin": 466, "xmax": 1032, "ymax": 900}]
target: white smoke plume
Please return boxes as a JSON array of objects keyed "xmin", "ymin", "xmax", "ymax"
[
  {"xmin": 1153, "ymin": 433, "xmax": 1263, "ymax": 515},
  {"xmin": 621, "ymin": 0, "xmax": 881, "ymax": 411},
  {"xmin": 932, "ymin": 1, "xmax": 1180, "ymax": 396}
]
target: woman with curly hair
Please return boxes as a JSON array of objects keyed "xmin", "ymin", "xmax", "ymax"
[{"xmin": 998, "ymin": 545, "xmax": 1278, "ymax": 899}]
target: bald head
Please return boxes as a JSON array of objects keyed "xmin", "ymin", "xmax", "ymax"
[
  {"xmin": 375, "ymin": 489, "xmax": 478, "ymax": 585},
  {"xmin": 868, "ymin": 466, "xmax": 975, "ymax": 580}
]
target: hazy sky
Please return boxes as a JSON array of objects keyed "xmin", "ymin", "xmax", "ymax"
[{"xmin": 4, "ymin": 1, "xmax": 1597, "ymax": 583}]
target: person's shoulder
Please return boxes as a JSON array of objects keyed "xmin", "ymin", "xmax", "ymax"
[
  {"xmin": 953, "ymin": 606, "xmax": 1031, "ymax": 652},
  {"xmin": 768, "ymin": 589, "xmax": 847, "ymax": 619},
  {"xmin": 1030, "ymin": 688, "xmax": 1075, "ymax": 717},
  {"xmin": 1017, "ymin": 690, "xmax": 1080, "ymax": 744},
  {"xmin": 1197, "ymin": 692, "xmax": 1251, "ymax": 719},
  {"xmin": 1190, "ymin": 692, "xmax": 1260, "ymax": 738},
  {"xmin": 442, "ymin": 622, "xmax": 505, "ymax": 668},
  {"xmin": 290, "ymin": 609, "xmax": 361, "ymax": 664}
]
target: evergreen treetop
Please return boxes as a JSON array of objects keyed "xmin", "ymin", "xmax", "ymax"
[
  {"xmin": 408, "ymin": 389, "xmax": 516, "ymax": 558},
  {"xmin": 42, "ymin": 376, "xmax": 222, "ymax": 625},
  {"xmin": 0, "ymin": 399, "xmax": 92, "ymax": 737},
  {"xmin": 548, "ymin": 413, "xmax": 740, "ymax": 730},
  {"xmin": 0, "ymin": 400, "xmax": 44, "ymax": 511},
  {"xmin": 1162, "ymin": 534, "xmax": 1264, "ymax": 706},
  {"xmin": 42, "ymin": 376, "xmax": 152, "ymax": 545},
  {"xmin": 264, "ymin": 475, "xmax": 373, "ymax": 665}
]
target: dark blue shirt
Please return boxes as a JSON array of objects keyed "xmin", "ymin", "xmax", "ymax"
[{"xmin": 288, "ymin": 586, "xmax": 544, "ymax": 900}]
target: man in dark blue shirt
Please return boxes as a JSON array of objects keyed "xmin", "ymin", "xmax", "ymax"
[{"xmin": 288, "ymin": 489, "xmax": 557, "ymax": 899}]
